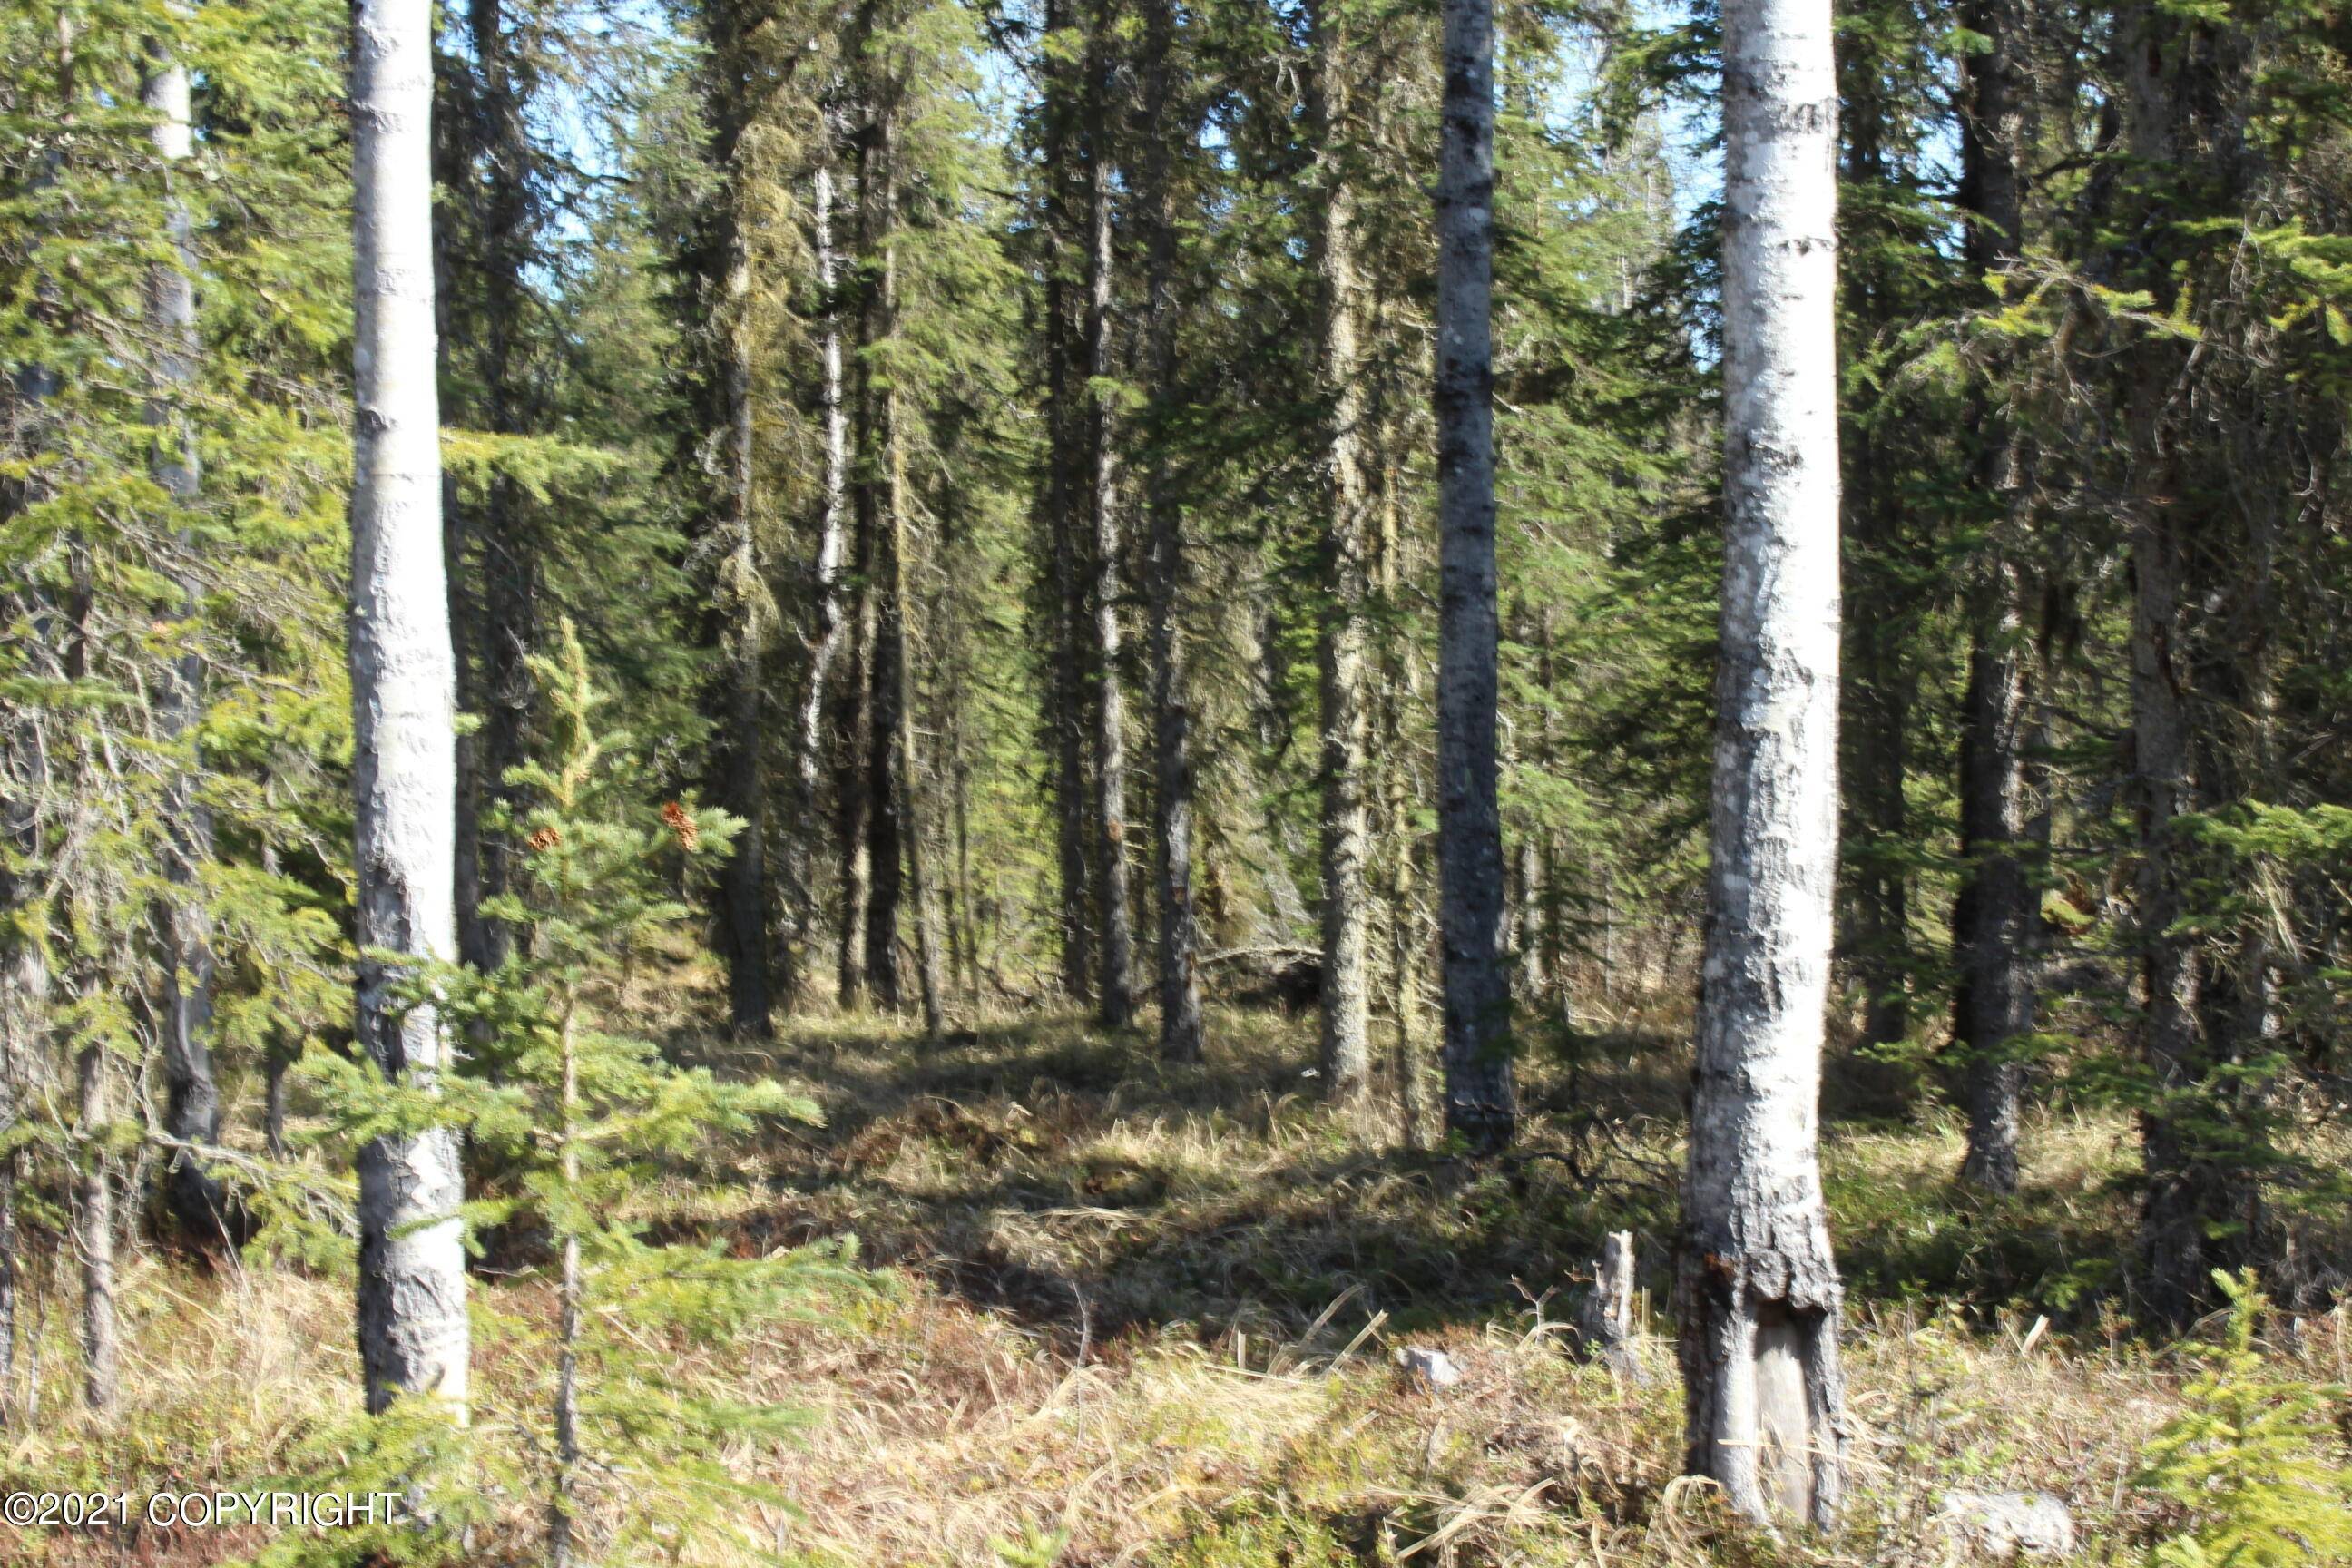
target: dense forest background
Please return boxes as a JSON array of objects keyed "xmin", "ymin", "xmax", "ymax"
[{"xmin": 3, "ymin": 0, "xmax": 2351, "ymax": 1559}]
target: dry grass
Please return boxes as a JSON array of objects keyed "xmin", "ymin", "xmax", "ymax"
[{"xmin": 7, "ymin": 996, "xmax": 2348, "ymax": 1566}]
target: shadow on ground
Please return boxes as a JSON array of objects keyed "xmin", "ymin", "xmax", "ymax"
[
  {"xmin": 671, "ymin": 1004, "xmax": 2145, "ymax": 1357},
  {"xmin": 701, "ymin": 1009, "xmax": 1681, "ymax": 1352}
]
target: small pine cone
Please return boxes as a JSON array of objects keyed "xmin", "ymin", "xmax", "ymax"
[
  {"xmin": 526, "ymin": 826, "xmax": 562, "ymax": 853},
  {"xmin": 662, "ymin": 800, "xmax": 700, "ymax": 851}
]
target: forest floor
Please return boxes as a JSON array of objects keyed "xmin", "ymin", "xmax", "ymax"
[{"xmin": 11, "ymin": 973, "xmax": 2350, "ymax": 1566}]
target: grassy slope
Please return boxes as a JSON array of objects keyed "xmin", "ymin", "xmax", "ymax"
[{"xmin": 9, "ymin": 996, "xmax": 2348, "ymax": 1565}]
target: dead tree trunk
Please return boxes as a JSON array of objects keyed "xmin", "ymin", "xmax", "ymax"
[{"xmin": 1578, "ymin": 1230, "xmax": 1643, "ymax": 1382}]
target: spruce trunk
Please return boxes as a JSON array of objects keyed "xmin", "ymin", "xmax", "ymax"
[
  {"xmin": 1139, "ymin": 0, "xmax": 1203, "ymax": 1063},
  {"xmin": 1432, "ymin": 0, "xmax": 1512, "ymax": 1149},
  {"xmin": 1312, "ymin": 1, "xmax": 1372, "ymax": 1102},
  {"xmin": 2121, "ymin": 2, "xmax": 2245, "ymax": 1327},
  {"xmin": 862, "ymin": 106, "xmax": 908, "ymax": 1011},
  {"xmin": 455, "ymin": 0, "xmax": 537, "ymax": 983},
  {"xmin": 144, "ymin": 40, "xmax": 232, "ymax": 1245},
  {"xmin": 1952, "ymin": 0, "xmax": 2034, "ymax": 1192}
]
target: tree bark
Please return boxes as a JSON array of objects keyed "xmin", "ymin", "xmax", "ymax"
[
  {"xmin": 696, "ymin": 0, "xmax": 772, "ymax": 1039},
  {"xmin": 897, "ymin": 653, "xmax": 948, "ymax": 1040},
  {"xmin": 1084, "ymin": 5, "xmax": 1136, "ymax": 1030},
  {"xmin": 348, "ymin": 0, "xmax": 470, "ymax": 1416},
  {"xmin": 1433, "ymin": 0, "xmax": 1513, "ymax": 1150},
  {"xmin": 861, "ymin": 103, "xmax": 908, "ymax": 1012},
  {"xmin": 549, "ymin": 1009, "xmax": 582, "ymax": 1568},
  {"xmin": 453, "ymin": 0, "xmax": 537, "ymax": 983},
  {"xmin": 1834, "ymin": 63, "xmax": 1911, "ymax": 1071},
  {"xmin": 1311, "ymin": 0, "xmax": 1372, "ymax": 1102},
  {"xmin": 1035, "ymin": 0, "xmax": 1094, "ymax": 1005},
  {"xmin": 836, "ymin": 87, "xmax": 886, "ymax": 1010},
  {"xmin": 1139, "ymin": 0, "xmax": 1203, "ymax": 1064},
  {"xmin": 835, "ymin": 537, "xmax": 876, "ymax": 1007},
  {"xmin": 0, "ymin": 930, "xmax": 28, "ymax": 1410},
  {"xmin": 2120, "ymin": 2, "xmax": 2244, "ymax": 1328},
  {"xmin": 1952, "ymin": 0, "xmax": 2034, "ymax": 1193},
  {"xmin": 144, "ymin": 39, "xmax": 234, "ymax": 1247},
  {"xmin": 714, "ymin": 294, "xmax": 771, "ymax": 1037},
  {"xmin": 789, "ymin": 128, "xmax": 853, "ymax": 998},
  {"xmin": 1377, "ymin": 449, "xmax": 1426, "ymax": 1149},
  {"xmin": 76, "ymin": 1034, "xmax": 116, "ymax": 1410},
  {"xmin": 1044, "ymin": 260, "xmax": 1093, "ymax": 1003},
  {"xmin": 1677, "ymin": 0, "xmax": 1847, "ymax": 1527}
]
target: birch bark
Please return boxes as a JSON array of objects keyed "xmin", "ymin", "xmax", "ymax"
[
  {"xmin": 789, "ymin": 132, "xmax": 852, "ymax": 993},
  {"xmin": 349, "ymin": 0, "xmax": 469, "ymax": 1416},
  {"xmin": 1676, "ymin": 0, "xmax": 1847, "ymax": 1525}
]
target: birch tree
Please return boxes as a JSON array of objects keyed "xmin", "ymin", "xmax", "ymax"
[
  {"xmin": 348, "ymin": 0, "xmax": 469, "ymax": 1415},
  {"xmin": 1675, "ymin": 0, "xmax": 1847, "ymax": 1525},
  {"xmin": 789, "ymin": 121, "xmax": 851, "ymax": 991}
]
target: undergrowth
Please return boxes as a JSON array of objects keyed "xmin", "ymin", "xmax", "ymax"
[{"xmin": 6, "ymin": 994, "xmax": 2348, "ymax": 1565}]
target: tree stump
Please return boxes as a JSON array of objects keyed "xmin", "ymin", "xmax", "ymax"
[{"xmin": 1577, "ymin": 1230, "xmax": 1645, "ymax": 1383}]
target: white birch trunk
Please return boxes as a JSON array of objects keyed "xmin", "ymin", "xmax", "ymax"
[
  {"xmin": 1677, "ymin": 0, "xmax": 1847, "ymax": 1527},
  {"xmin": 348, "ymin": 0, "xmax": 469, "ymax": 1418},
  {"xmin": 797, "ymin": 146, "xmax": 851, "ymax": 813}
]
